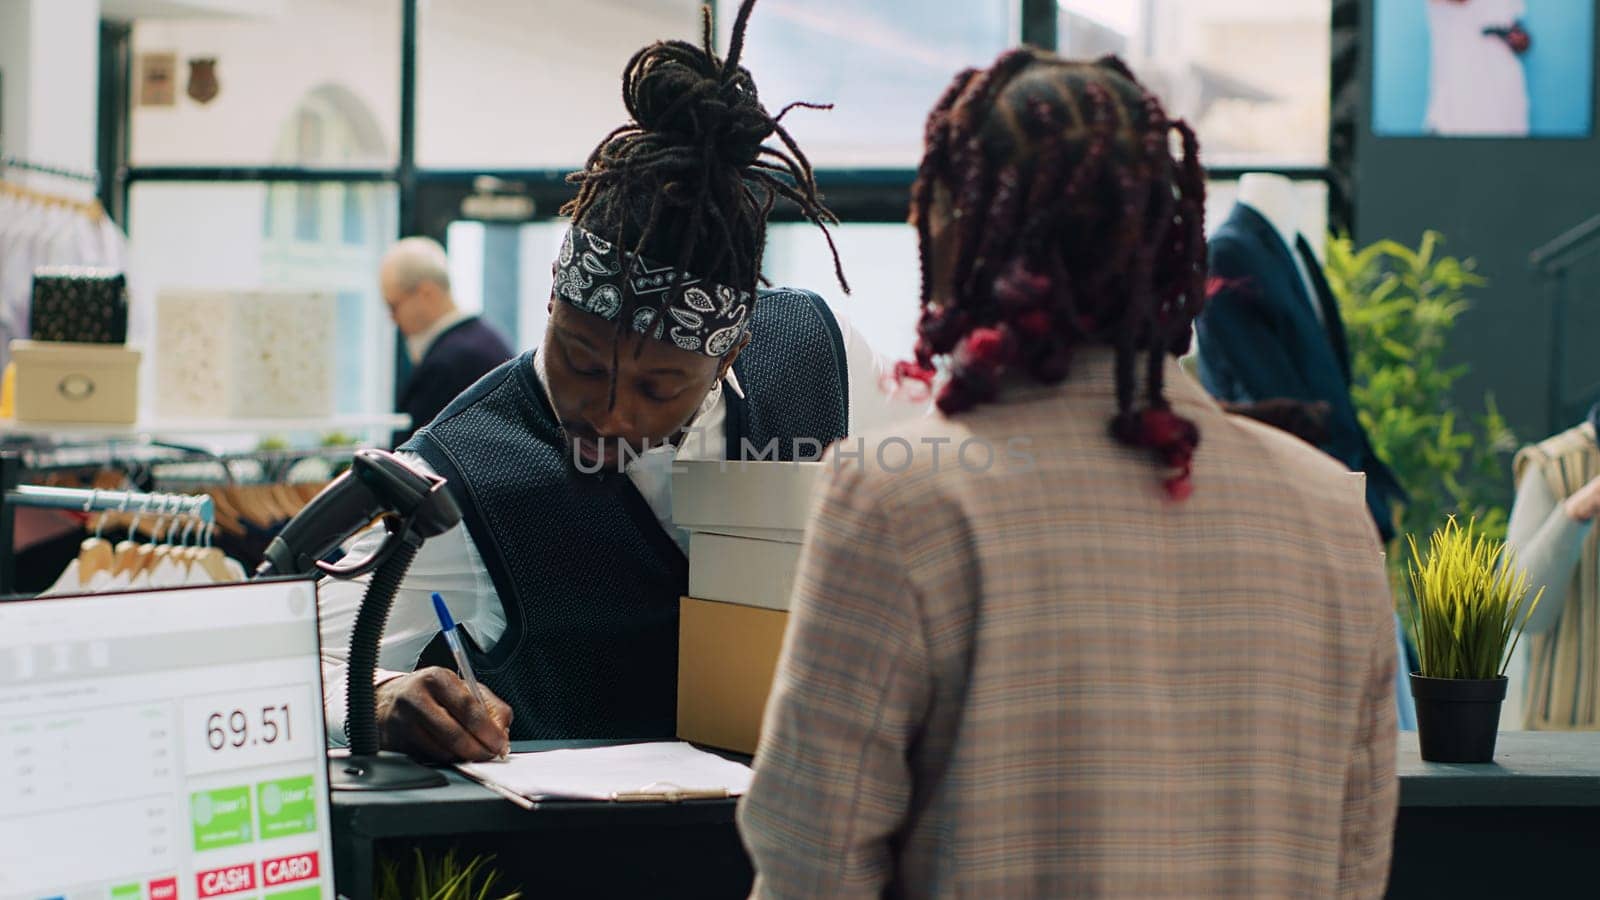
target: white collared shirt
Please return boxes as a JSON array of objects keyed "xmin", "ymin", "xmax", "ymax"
[
  {"xmin": 405, "ymin": 309, "xmax": 474, "ymax": 365},
  {"xmin": 320, "ymin": 313, "xmax": 921, "ymax": 741}
]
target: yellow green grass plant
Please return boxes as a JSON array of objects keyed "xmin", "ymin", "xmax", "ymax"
[{"xmin": 1407, "ymin": 517, "xmax": 1542, "ymax": 680}]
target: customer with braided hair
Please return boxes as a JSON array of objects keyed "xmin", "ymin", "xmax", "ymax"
[
  {"xmin": 742, "ymin": 49, "xmax": 1398, "ymax": 898},
  {"xmin": 319, "ymin": 0, "xmax": 914, "ymax": 763}
]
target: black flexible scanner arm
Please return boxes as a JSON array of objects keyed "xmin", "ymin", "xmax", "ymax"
[{"xmin": 253, "ymin": 449, "xmax": 462, "ymax": 788}]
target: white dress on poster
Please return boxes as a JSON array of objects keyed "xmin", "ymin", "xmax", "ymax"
[{"xmin": 1425, "ymin": 0, "xmax": 1530, "ymax": 136}]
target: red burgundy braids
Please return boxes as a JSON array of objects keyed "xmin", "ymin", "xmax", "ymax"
[{"xmin": 905, "ymin": 51, "xmax": 1208, "ymax": 499}]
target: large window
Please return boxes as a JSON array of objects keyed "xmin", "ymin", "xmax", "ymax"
[
  {"xmin": 416, "ymin": 0, "xmax": 701, "ymax": 168},
  {"xmin": 720, "ymin": 0, "xmax": 1017, "ymax": 166},
  {"xmin": 1059, "ymin": 0, "xmax": 1331, "ymax": 168},
  {"xmin": 113, "ymin": 0, "xmax": 1337, "ymax": 416}
]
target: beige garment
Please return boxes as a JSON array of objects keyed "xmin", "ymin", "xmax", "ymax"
[
  {"xmin": 1513, "ymin": 424, "xmax": 1600, "ymax": 729},
  {"xmin": 741, "ymin": 349, "xmax": 1398, "ymax": 899}
]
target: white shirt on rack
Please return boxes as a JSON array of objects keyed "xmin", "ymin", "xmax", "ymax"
[{"xmin": 319, "ymin": 312, "xmax": 922, "ymax": 740}]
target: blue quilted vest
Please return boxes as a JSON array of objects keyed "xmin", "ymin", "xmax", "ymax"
[{"xmin": 403, "ymin": 288, "xmax": 848, "ymax": 739}]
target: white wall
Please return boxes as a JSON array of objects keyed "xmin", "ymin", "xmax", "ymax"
[
  {"xmin": 0, "ymin": 2, "xmax": 31, "ymax": 158},
  {"xmin": 131, "ymin": 0, "xmax": 400, "ymax": 164},
  {"xmin": 0, "ymin": 0, "xmax": 101, "ymax": 194},
  {"xmin": 128, "ymin": 0, "xmax": 699, "ymax": 169}
]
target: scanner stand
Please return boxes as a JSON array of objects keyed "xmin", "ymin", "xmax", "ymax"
[{"xmin": 254, "ymin": 449, "xmax": 461, "ymax": 792}]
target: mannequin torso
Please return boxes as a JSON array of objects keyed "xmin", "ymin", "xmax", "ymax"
[
  {"xmin": 1236, "ymin": 173, "xmax": 1301, "ymax": 247},
  {"xmin": 1236, "ymin": 173, "xmax": 1323, "ymax": 329}
]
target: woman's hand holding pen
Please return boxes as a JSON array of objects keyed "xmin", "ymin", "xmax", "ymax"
[{"xmin": 375, "ymin": 667, "xmax": 513, "ymax": 763}]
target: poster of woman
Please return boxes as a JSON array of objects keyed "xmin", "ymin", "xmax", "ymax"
[{"xmin": 1374, "ymin": 0, "xmax": 1595, "ymax": 138}]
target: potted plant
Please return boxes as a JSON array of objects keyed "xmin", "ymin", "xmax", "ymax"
[
  {"xmin": 1406, "ymin": 517, "xmax": 1542, "ymax": 763},
  {"xmin": 377, "ymin": 848, "xmax": 521, "ymax": 900}
]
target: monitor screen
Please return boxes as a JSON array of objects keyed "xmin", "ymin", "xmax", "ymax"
[{"xmin": 0, "ymin": 580, "xmax": 335, "ymax": 900}]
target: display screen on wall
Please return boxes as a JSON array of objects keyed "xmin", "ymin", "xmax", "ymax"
[{"xmin": 1373, "ymin": 0, "xmax": 1595, "ymax": 138}]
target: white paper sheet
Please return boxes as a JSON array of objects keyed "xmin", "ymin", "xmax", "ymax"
[{"xmin": 457, "ymin": 741, "xmax": 754, "ymax": 802}]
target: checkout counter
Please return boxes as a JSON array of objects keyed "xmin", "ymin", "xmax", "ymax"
[
  {"xmin": 330, "ymin": 731, "xmax": 1600, "ymax": 899},
  {"xmin": 316, "ymin": 458, "xmax": 1598, "ymax": 896}
]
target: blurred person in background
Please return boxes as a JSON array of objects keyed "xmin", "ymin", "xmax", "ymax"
[
  {"xmin": 1506, "ymin": 405, "xmax": 1600, "ymax": 730},
  {"xmin": 380, "ymin": 236, "xmax": 513, "ymax": 445}
]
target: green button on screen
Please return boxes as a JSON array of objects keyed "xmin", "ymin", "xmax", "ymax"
[
  {"xmin": 257, "ymin": 775, "xmax": 317, "ymax": 840},
  {"xmin": 191, "ymin": 784, "xmax": 254, "ymax": 851}
]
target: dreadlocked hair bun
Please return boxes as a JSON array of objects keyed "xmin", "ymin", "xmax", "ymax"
[
  {"xmin": 563, "ymin": 0, "xmax": 848, "ymax": 379},
  {"xmin": 624, "ymin": 38, "xmax": 772, "ymax": 169},
  {"xmin": 906, "ymin": 49, "xmax": 1209, "ymax": 500}
]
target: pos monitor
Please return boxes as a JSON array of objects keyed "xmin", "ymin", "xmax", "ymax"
[{"xmin": 0, "ymin": 580, "xmax": 336, "ymax": 900}]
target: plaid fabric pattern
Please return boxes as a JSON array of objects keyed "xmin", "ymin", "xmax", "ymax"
[{"xmin": 740, "ymin": 350, "xmax": 1398, "ymax": 899}]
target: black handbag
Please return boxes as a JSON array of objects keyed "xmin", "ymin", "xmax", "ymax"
[{"xmin": 30, "ymin": 268, "xmax": 129, "ymax": 344}]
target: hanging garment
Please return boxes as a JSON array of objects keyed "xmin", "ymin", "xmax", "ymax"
[
  {"xmin": 1425, "ymin": 0, "xmax": 1530, "ymax": 136},
  {"xmin": 1512, "ymin": 424, "xmax": 1600, "ymax": 730}
]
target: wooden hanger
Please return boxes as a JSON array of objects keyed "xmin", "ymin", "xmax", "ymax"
[
  {"xmin": 146, "ymin": 498, "xmax": 183, "ymax": 574},
  {"xmin": 111, "ymin": 495, "xmax": 150, "ymax": 577},
  {"xmin": 0, "ymin": 179, "xmax": 102, "ymax": 221},
  {"xmin": 224, "ymin": 485, "xmax": 271, "ymax": 530},
  {"xmin": 0, "ymin": 177, "xmax": 101, "ymax": 219},
  {"xmin": 201, "ymin": 486, "xmax": 246, "ymax": 537},
  {"xmin": 272, "ymin": 482, "xmax": 308, "ymax": 520},
  {"xmin": 76, "ymin": 493, "xmax": 113, "ymax": 586},
  {"xmin": 195, "ymin": 523, "xmax": 236, "ymax": 583},
  {"xmin": 132, "ymin": 497, "xmax": 181, "ymax": 576},
  {"xmin": 173, "ymin": 509, "xmax": 203, "ymax": 576}
]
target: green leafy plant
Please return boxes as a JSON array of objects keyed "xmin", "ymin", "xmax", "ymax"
[
  {"xmin": 1325, "ymin": 231, "xmax": 1518, "ymax": 550},
  {"xmin": 1407, "ymin": 517, "xmax": 1541, "ymax": 679},
  {"xmin": 376, "ymin": 848, "xmax": 521, "ymax": 900}
]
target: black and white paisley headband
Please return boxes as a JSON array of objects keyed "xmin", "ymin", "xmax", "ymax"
[{"xmin": 554, "ymin": 226, "xmax": 752, "ymax": 358}]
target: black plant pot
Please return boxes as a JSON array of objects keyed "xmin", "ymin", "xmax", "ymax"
[{"xmin": 1409, "ymin": 674, "xmax": 1508, "ymax": 763}]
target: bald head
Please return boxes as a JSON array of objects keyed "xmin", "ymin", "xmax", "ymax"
[{"xmin": 380, "ymin": 237, "xmax": 455, "ymax": 337}]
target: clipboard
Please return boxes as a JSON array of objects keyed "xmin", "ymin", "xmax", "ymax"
[
  {"xmin": 455, "ymin": 741, "xmax": 752, "ymax": 807},
  {"xmin": 611, "ymin": 782, "xmax": 733, "ymax": 803}
]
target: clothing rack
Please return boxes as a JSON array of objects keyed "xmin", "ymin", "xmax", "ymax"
[
  {"xmin": 11, "ymin": 439, "xmax": 358, "ymax": 478},
  {"xmin": 0, "ymin": 441, "xmax": 351, "ymax": 595},
  {"xmin": 0, "ymin": 479, "xmax": 217, "ymax": 596},
  {"xmin": 7, "ymin": 485, "xmax": 214, "ymax": 524},
  {"xmin": 0, "ymin": 154, "xmax": 101, "ymax": 188}
]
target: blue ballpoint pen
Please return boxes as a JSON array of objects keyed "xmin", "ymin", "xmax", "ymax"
[{"xmin": 431, "ymin": 592, "xmax": 509, "ymax": 761}]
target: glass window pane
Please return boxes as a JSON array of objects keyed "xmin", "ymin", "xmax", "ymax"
[
  {"xmin": 418, "ymin": 0, "xmax": 700, "ymax": 168},
  {"xmin": 1060, "ymin": 0, "xmax": 1330, "ymax": 167},
  {"xmin": 127, "ymin": 182, "xmax": 398, "ymax": 417},
  {"xmin": 130, "ymin": 0, "xmax": 399, "ymax": 166},
  {"xmin": 721, "ymin": 0, "xmax": 1015, "ymax": 167},
  {"xmin": 762, "ymin": 223, "xmax": 921, "ymax": 363},
  {"xmin": 440, "ymin": 221, "xmax": 919, "ymax": 369}
]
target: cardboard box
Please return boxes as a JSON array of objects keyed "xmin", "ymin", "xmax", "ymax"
[
  {"xmin": 11, "ymin": 340, "xmax": 141, "ymax": 424},
  {"xmin": 677, "ymin": 596, "xmax": 789, "ymax": 755},
  {"xmin": 688, "ymin": 532, "xmax": 803, "ymax": 612},
  {"xmin": 672, "ymin": 460, "xmax": 824, "ymax": 542},
  {"xmin": 154, "ymin": 289, "xmax": 335, "ymax": 419}
]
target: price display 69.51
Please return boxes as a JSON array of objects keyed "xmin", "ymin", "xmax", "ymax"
[{"xmin": 182, "ymin": 686, "xmax": 315, "ymax": 777}]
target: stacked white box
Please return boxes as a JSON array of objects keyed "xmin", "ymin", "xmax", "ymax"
[
  {"xmin": 672, "ymin": 460, "xmax": 825, "ymax": 753},
  {"xmin": 673, "ymin": 460, "xmax": 824, "ymax": 610},
  {"xmin": 154, "ymin": 289, "xmax": 336, "ymax": 419}
]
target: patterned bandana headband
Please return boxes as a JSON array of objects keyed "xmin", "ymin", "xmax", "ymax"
[{"xmin": 554, "ymin": 226, "xmax": 752, "ymax": 358}]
